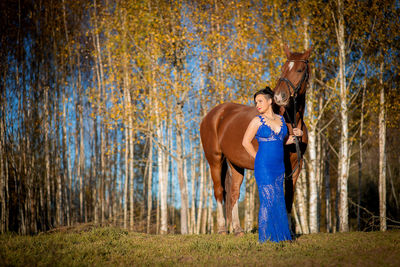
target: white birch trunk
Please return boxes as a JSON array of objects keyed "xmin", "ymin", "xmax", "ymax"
[
  {"xmin": 93, "ymin": 0, "xmax": 105, "ymax": 225},
  {"xmin": 55, "ymin": 96, "xmax": 62, "ymax": 226},
  {"xmin": 63, "ymin": 102, "xmax": 71, "ymax": 226},
  {"xmin": 249, "ymin": 174, "xmax": 256, "ymax": 232},
  {"xmin": 156, "ymin": 180, "xmax": 160, "ymax": 234},
  {"xmin": 169, "ymin": 125, "xmax": 176, "ymax": 232},
  {"xmin": 163, "ymin": 122, "xmax": 170, "ymax": 232},
  {"xmin": 121, "ymin": 10, "xmax": 131, "ymax": 229},
  {"xmin": 295, "ymin": 165, "xmax": 309, "ymax": 234},
  {"xmin": 304, "ymin": 17, "xmax": 318, "ymax": 234},
  {"xmin": 337, "ymin": 0, "xmax": 349, "ymax": 232},
  {"xmin": 207, "ymin": 168, "xmax": 214, "ymax": 233},
  {"xmin": 176, "ymin": 105, "xmax": 189, "ymax": 234},
  {"xmin": 147, "ymin": 137, "xmax": 153, "ymax": 234},
  {"xmin": 129, "ymin": 111, "xmax": 135, "ymax": 230},
  {"xmin": 201, "ymin": 192, "xmax": 208, "ymax": 234},
  {"xmin": 93, "ymin": 116, "xmax": 99, "ymax": 224},
  {"xmin": 244, "ymin": 171, "xmax": 255, "ymax": 232},
  {"xmin": 190, "ymin": 147, "xmax": 196, "ymax": 234},
  {"xmin": 196, "ymin": 148, "xmax": 205, "ymax": 234},
  {"xmin": 379, "ymin": 61, "xmax": 387, "ymax": 231},
  {"xmin": 76, "ymin": 65, "xmax": 85, "ymax": 222},
  {"xmin": 123, "ymin": 102, "xmax": 129, "ymax": 230},
  {"xmin": 306, "ymin": 97, "xmax": 318, "ymax": 233},
  {"xmin": 79, "ymin": 98, "xmax": 85, "ymax": 222},
  {"xmin": 324, "ymin": 142, "xmax": 332, "ymax": 232},
  {"xmin": 183, "ymin": 132, "xmax": 191, "ymax": 233},
  {"xmin": 158, "ymin": 123, "xmax": 168, "ymax": 234}
]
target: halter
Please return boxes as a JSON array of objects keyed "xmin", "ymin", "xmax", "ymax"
[
  {"xmin": 278, "ymin": 59, "xmax": 309, "ymax": 180},
  {"xmin": 278, "ymin": 59, "xmax": 309, "ymax": 98}
]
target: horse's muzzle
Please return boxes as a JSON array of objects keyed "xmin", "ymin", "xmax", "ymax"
[{"xmin": 274, "ymin": 93, "xmax": 289, "ymax": 107}]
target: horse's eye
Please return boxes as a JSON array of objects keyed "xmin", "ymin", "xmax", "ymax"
[{"xmin": 297, "ymin": 69, "xmax": 303, "ymax": 73}]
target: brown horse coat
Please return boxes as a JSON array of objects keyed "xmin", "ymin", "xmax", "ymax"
[{"xmin": 200, "ymin": 45, "xmax": 312, "ymax": 233}]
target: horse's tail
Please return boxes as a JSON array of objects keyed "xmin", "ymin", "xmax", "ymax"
[{"xmin": 221, "ymin": 157, "xmax": 233, "ymax": 225}]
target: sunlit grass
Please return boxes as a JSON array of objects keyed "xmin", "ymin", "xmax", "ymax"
[{"xmin": 1, "ymin": 226, "xmax": 399, "ymax": 266}]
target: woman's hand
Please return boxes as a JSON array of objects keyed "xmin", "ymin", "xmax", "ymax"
[
  {"xmin": 293, "ymin": 128, "xmax": 303, "ymax": 137},
  {"xmin": 285, "ymin": 128, "xmax": 303, "ymax": 145},
  {"xmin": 286, "ymin": 135, "xmax": 296, "ymax": 144}
]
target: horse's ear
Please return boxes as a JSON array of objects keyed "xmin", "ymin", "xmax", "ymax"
[
  {"xmin": 283, "ymin": 44, "xmax": 291, "ymax": 58},
  {"xmin": 303, "ymin": 46, "xmax": 313, "ymax": 59}
]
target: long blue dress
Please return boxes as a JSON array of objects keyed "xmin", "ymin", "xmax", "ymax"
[{"xmin": 254, "ymin": 115, "xmax": 292, "ymax": 243}]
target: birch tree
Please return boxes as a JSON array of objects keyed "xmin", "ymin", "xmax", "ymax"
[{"xmin": 378, "ymin": 60, "xmax": 386, "ymax": 231}]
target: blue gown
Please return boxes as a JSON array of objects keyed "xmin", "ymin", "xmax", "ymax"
[{"xmin": 254, "ymin": 115, "xmax": 292, "ymax": 243}]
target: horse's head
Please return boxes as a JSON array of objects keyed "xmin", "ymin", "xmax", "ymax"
[{"xmin": 273, "ymin": 45, "xmax": 312, "ymax": 107}]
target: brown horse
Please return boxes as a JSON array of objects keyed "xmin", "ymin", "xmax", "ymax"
[{"xmin": 200, "ymin": 45, "xmax": 312, "ymax": 234}]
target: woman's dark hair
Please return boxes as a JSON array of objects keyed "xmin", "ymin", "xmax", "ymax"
[{"xmin": 254, "ymin": 86, "xmax": 274, "ymax": 104}]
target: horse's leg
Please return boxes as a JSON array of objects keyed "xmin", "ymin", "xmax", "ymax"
[
  {"xmin": 209, "ymin": 161, "xmax": 227, "ymax": 234},
  {"xmin": 285, "ymin": 151, "xmax": 303, "ymax": 237},
  {"xmin": 227, "ymin": 161, "xmax": 244, "ymax": 236},
  {"xmin": 285, "ymin": 147, "xmax": 305, "ymax": 213}
]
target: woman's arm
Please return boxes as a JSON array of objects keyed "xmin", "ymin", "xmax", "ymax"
[
  {"xmin": 242, "ymin": 118, "xmax": 260, "ymax": 159},
  {"xmin": 285, "ymin": 128, "xmax": 303, "ymax": 145}
]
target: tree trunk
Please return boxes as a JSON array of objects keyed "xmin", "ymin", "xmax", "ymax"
[
  {"xmin": 336, "ymin": 0, "xmax": 349, "ymax": 232},
  {"xmin": 123, "ymin": 115, "xmax": 129, "ymax": 230},
  {"xmin": 295, "ymin": 165, "xmax": 309, "ymax": 234},
  {"xmin": 92, "ymin": 88, "xmax": 99, "ymax": 224},
  {"xmin": 201, "ymin": 174, "xmax": 208, "ymax": 234},
  {"xmin": 303, "ymin": 16, "xmax": 318, "ymax": 233},
  {"xmin": 306, "ymin": 90, "xmax": 318, "ymax": 233},
  {"xmin": 0, "ymin": 86, "xmax": 5, "ymax": 233},
  {"xmin": 55, "ymin": 93, "xmax": 62, "ymax": 227},
  {"xmin": 379, "ymin": 61, "xmax": 386, "ymax": 231},
  {"xmin": 44, "ymin": 85, "xmax": 51, "ymax": 229},
  {"xmin": 190, "ymin": 146, "xmax": 196, "ymax": 234},
  {"xmin": 176, "ymin": 109, "xmax": 189, "ymax": 234},
  {"xmin": 147, "ymin": 137, "xmax": 153, "ymax": 234},
  {"xmin": 244, "ymin": 171, "xmax": 255, "ymax": 232},
  {"xmin": 63, "ymin": 98, "xmax": 71, "ymax": 226},
  {"xmin": 158, "ymin": 122, "xmax": 168, "ymax": 234},
  {"xmin": 129, "ymin": 110, "xmax": 135, "ymax": 230},
  {"xmin": 358, "ymin": 65, "xmax": 367, "ymax": 230},
  {"xmin": 156, "ymin": 184, "xmax": 160, "ymax": 234},
  {"xmin": 196, "ymin": 148, "xmax": 205, "ymax": 234},
  {"xmin": 169, "ymin": 125, "xmax": 175, "ymax": 232},
  {"xmin": 75, "ymin": 79, "xmax": 84, "ymax": 222},
  {"xmin": 207, "ymin": 170, "xmax": 214, "ymax": 233},
  {"xmin": 324, "ymin": 142, "xmax": 332, "ymax": 232}
]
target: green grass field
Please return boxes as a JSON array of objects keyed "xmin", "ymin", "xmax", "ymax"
[{"xmin": 1, "ymin": 226, "xmax": 399, "ymax": 266}]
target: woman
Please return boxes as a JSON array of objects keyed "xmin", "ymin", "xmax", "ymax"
[{"xmin": 242, "ymin": 87, "xmax": 303, "ymax": 243}]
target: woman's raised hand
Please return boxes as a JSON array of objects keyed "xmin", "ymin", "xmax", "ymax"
[{"xmin": 293, "ymin": 128, "xmax": 303, "ymax": 137}]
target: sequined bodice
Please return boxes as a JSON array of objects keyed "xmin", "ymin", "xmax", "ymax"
[{"xmin": 255, "ymin": 115, "xmax": 287, "ymax": 143}]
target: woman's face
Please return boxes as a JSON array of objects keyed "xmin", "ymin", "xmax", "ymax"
[{"xmin": 255, "ymin": 94, "xmax": 272, "ymax": 113}]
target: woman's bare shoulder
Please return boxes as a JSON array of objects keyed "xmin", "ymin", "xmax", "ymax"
[{"xmin": 249, "ymin": 115, "xmax": 262, "ymax": 127}]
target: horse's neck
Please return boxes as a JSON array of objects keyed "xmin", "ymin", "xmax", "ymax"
[{"xmin": 279, "ymin": 94, "xmax": 306, "ymax": 126}]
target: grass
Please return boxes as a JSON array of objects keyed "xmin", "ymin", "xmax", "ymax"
[{"xmin": 1, "ymin": 226, "xmax": 399, "ymax": 266}]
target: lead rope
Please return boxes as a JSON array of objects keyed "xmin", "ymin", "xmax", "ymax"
[
  {"xmin": 284, "ymin": 98, "xmax": 303, "ymax": 181},
  {"xmin": 278, "ymin": 59, "xmax": 309, "ymax": 181}
]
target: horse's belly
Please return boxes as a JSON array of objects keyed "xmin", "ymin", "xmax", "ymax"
[{"xmin": 219, "ymin": 113, "xmax": 258, "ymax": 169}]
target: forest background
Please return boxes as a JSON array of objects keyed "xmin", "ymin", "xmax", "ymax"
[{"xmin": 0, "ymin": 0, "xmax": 399, "ymax": 236}]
